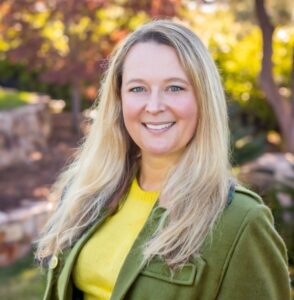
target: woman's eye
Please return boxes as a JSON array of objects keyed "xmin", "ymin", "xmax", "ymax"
[
  {"xmin": 130, "ymin": 87, "xmax": 145, "ymax": 93},
  {"xmin": 168, "ymin": 86, "xmax": 184, "ymax": 92}
]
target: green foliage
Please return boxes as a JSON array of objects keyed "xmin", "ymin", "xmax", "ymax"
[
  {"xmin": 0, "ymin": 60, "xmax": 70, "ymax": 105},
  {"xmin": 211, "ymin": 27, "xmax": 278, "ymax": 130},
  {"xmin": 0, "ymin": 1, "xmax": 152, "ymax": 87},
  {"xmin": 273, "ymin": 26, "xmax": 294, "ymax": 87},
  {"xmin": 0, "ymin": 0, "xmax": 153, "ymax": 111},
  {"xmin": 208, "ymin": 18, "xmax": 292, "ymax": 164},
  {"xmin": 1, "ymin": 1, "xmax": 293, "ymax": 159},
  {"xmin": 266, "ymin": 186, "xmax": 294, "ymax": 265},
  {"xmin": 0, "ymin": 250, "xmax": 45, "ymax": 300},
  {"xmin": 248, "ymin": 170, "xmax": 294, "ymax": 266},
  {"xmin": 182, "ymin": 7, "xmax": 293, "ymax": 164},
  {"xmin": 228, "ymin": 102, "xmax": 268, "ymax": 165},
  {"xmin": 216, "ymin": 26, "xmax": 293, "ymax": 164}
]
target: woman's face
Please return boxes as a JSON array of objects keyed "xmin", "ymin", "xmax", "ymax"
[{"xmin": 121, "ymin": 42, "xmax": 198, "ymax": 161}]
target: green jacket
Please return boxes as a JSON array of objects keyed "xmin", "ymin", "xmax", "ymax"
[{"xmin": 43, "ymin": 186, "xmax": 291, "ymax": 300}]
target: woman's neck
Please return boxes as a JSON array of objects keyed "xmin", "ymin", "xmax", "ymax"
[{"xmin": 138, "ymin": 152, "xmax": 180, "ymax": 192}]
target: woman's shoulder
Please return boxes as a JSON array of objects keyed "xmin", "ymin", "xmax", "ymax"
[
  {"xmin": 201, "ymin": 189, "xmax": 290, "ymax": 300},
  {"xmin": 200, "ymin": 184, "xmax": 282, "ymax": 268},
  {"xmin": 209, "ymin": 185, "xmax": 277, "ymax": 254},
  {"xmin": 201, "ymin": 184, "xmax": 275, "ymax": 256},
  {"xmin": 225, "ymin": 184, "xmax": 269, "ymax": 221}
]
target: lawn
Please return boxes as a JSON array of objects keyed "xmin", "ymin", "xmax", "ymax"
[
  {"xmin": 0, "ymin": 250, "xmax": 46, "ymax": 300},
  {"xmin": 0, "ymin": 88, "xmax": 36, "ymax": 110}
]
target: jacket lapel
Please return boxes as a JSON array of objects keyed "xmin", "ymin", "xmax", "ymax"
[
  {"xmin": 57, "ymin": 209, "xmax": 111, "ymax": 299},
  {"xmin": 57, "ymin": 200, "xmax": 202, "ymax": 300},
  {"xmin": 110, "ymin": 204, "xmax": 165, "ymax": 300}
]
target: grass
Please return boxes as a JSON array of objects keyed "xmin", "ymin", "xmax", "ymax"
[
  {"xmin": 0, "ymin": 88, "xmax": 37, "ymax": 110},
  {"xmin": 0, "ymin": 250, "xmax": 46, "ymax": 300}
]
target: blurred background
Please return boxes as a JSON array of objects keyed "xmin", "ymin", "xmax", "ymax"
[{"xmin": 0, "ymin": 0, "xmax": 293, "ymax": 299}]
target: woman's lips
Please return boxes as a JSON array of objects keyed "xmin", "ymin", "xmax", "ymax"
[{"xmin": 142, "ymin": 122, "xmax": 175, "ymax": 133}]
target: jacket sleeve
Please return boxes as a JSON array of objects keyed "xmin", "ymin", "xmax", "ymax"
[{"xmin": 216, "ymin": 205, "xmax": 291, "ymax": 300}]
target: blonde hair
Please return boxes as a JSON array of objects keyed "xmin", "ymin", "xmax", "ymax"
[{"xmin": 36, "ymin": 19, "xmax": 233, "ymax": 268}]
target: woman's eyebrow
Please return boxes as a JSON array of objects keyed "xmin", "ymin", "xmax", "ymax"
[
  {"xmin": 125, "ymin": 78, "xmax": 146, "ymax": 85},
  {"xmin": 125, "ymin": 77, "xmax": 189, "ymax": 85},
  {"xmin": 164, "ymin": 77, "xmax": 190, "ymax": 84}
]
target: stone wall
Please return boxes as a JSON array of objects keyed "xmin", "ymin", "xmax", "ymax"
[
  {"xmin": 0, "ymin": 98, "xmax": 51, "ymax": 170},
  {"xmin": 0, "ymin": 201, "xmax": 52, "ymax": 266},
  {"xmin": 0, "ymin": 95, "xmax": 53, "ymax": 265}
]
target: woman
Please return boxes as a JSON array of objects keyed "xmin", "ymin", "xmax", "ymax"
[{"xmin": 36, "ymin": 20, "xmax": 291, "ymax": 300}]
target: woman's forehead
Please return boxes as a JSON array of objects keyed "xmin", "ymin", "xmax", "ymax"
[{"xmin": 122, "ymin": 42, "xmax": 189, "ymax": 83}]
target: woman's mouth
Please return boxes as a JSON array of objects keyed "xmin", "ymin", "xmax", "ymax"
[{"xmin": 142, "ymin": 122, "xmax": 175, "ymax": 132}]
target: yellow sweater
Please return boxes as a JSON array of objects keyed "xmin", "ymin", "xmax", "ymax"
[{"xmin": 72, "ymin": 178, "xmax": 159, "ymax": 300}]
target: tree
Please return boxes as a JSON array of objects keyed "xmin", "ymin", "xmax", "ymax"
[
  {"xmin": 1, "ymin": 0, "xmax": 108, "ymax": 133},
  {"xmin": 0, "ymin": 0, "xmax": 180, "ymax": 133},
  {"xmin": 182, "ymin": 0, "xmax": 294, "ymax": 153},
  {"xmin": 223, "ymin": 0, "xmax": 294, "ymax": 152},
  {"xmin": 254, "ymin": 0, "xmax": 294, "ymax": 152}
]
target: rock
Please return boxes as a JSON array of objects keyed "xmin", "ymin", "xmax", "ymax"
[
  {"xmin": 0, "ymin": 201, "xmax": 53, "ymax": 267},
  {"xmin": 0, "ymin": 98, "xmax": 51, "ymax": 170},
  {"xmin": 239, "ymin": 152, "xmax": 294, "ymax": 190}
]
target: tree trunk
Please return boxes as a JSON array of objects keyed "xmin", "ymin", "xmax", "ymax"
[
  {"xmin": 289, "ymin": 46, "xmax": 294, "ymax": 151},
  {"xmin": 255, "ymin": 0, "xmax": 294, "ymax": 153},
  {"xmin": 71, "ymin": 83, "xmax": 81, "ymax": 135}
]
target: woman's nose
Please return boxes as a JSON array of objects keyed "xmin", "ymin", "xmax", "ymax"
[{"xmin": 145, "ymin": 91, "xmax": 165, "ymax": 114}]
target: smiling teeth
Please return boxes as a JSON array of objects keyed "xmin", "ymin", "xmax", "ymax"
[{"xmin": 145, "ymin": 123, "xmax": 174, "ymax": 130}]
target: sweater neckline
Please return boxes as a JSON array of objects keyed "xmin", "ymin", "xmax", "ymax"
[{"xmin": 128, "ymin": 177, "xmax": 160, "ymax": 202}]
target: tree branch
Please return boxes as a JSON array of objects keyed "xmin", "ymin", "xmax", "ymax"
[{"xmin": 291, "ymin": 46, "xmax": 294, "ymax": 117}]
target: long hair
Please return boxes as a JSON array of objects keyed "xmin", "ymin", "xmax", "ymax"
[{"xmin": 36, "ymin": 19, "xmax": 232, "ymax": 267}]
